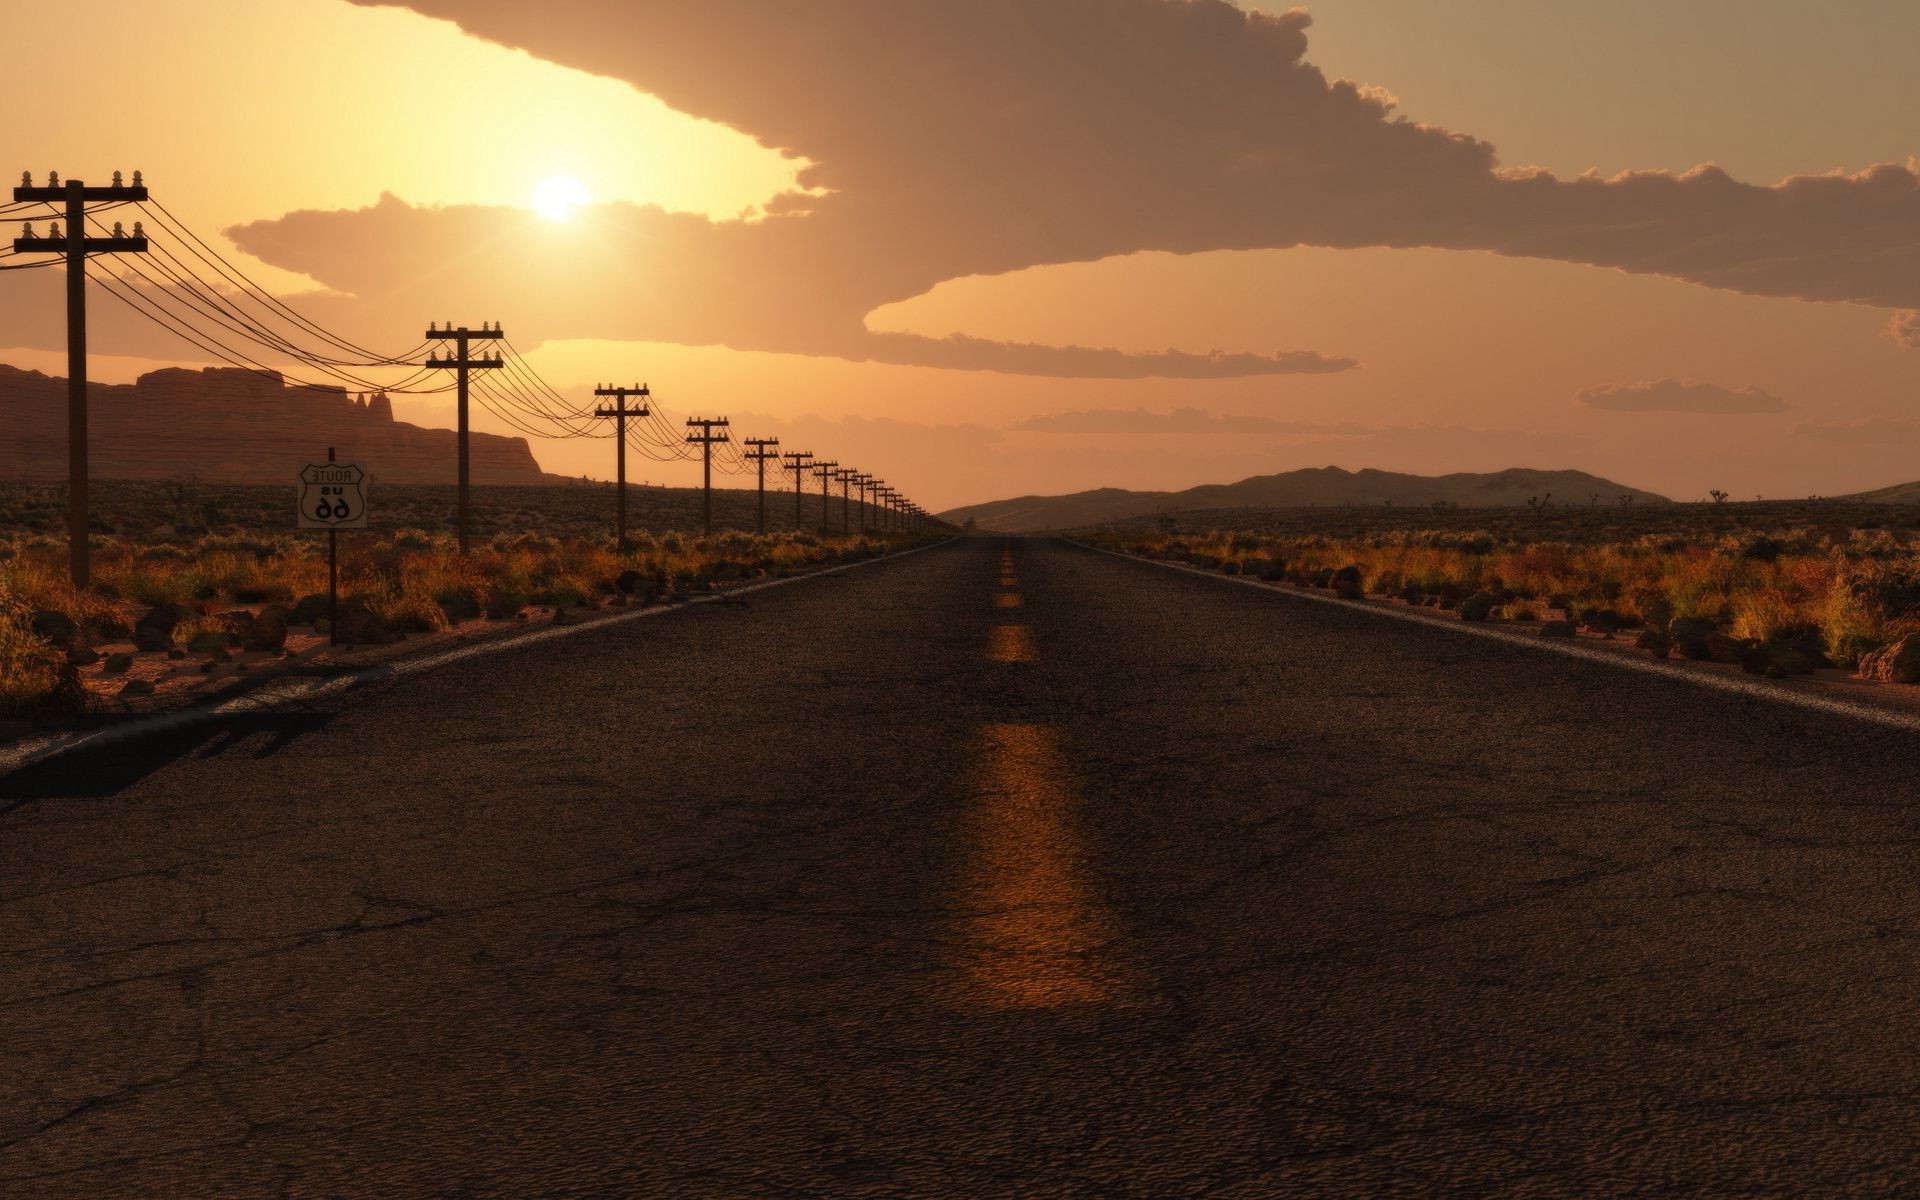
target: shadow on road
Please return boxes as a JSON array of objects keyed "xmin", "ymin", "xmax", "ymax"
[{"xmin": 0, "ymin": 711, "xmax": 337, "ymax": 808}]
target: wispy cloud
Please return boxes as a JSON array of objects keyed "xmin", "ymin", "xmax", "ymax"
[
  {"xmin": 1575, "ymin": 379, "xmax": 1788, "ymax": 414},
  {"xmin": 1792, "ymin": 417, "xmax": 1920, "ymax": 443},
  {"xmin": 1011, "ymin": 407, "xmax": 1369, "ymax": 434}
]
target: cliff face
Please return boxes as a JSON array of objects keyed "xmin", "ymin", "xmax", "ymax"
[{"xmin": 0, "ymin": 365, "xmax": 548, "ymax": 485}]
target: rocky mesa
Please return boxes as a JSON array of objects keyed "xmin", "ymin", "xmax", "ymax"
[{"xmin": 0, "ymin": 364, "xmax": 548, "ymax": 485}]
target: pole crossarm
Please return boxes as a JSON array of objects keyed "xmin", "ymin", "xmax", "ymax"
[
  {"xmin": 12, "ymin": 172, "xmax": 153, "ymax": 588},
  {"xmin": 592, "ymin": 383, "xmax": 650, "ymax": 547},
  {"xmin": 685, "ymin": 417, "xmax": 731, "ymax": 534},
  {"xmin": 421, "ymin": 322, "xmax": 506, "ymax": 553}
]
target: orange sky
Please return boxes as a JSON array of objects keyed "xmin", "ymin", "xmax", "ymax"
[{"xmin": 6, "ymin": 0, "xmax": 1919, "ymax": 510}]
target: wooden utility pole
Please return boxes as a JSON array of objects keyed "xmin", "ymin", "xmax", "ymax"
[
  {"xmin": 743, "ymin": 436, "xmax": 780, "ymax": 534},
  {"xmin": 684, "ymin": 417, "xmax": 730, "ymax": 535},
  {"xmin": 834, "ymin": 467, "xmax": 857, "ymax": 535},
  {"xmin": 592, "ymin": 383, "xmax": 649, "ymax": 547},
  {"xmin": 782, "ymin": 450, "xmax": 813, "ymax": 529},
  {"xmin": 853, "ymin": 473, "xmax": 875, "ymax": 533},
  {"xmin": 423, "ymin": 321, "xmax": 505, "ymax": 553},
  {"xmin": 12, "ymin": 171, "xmax": 150, "ymax": 587},
  {"xmin": 810, "ymin": 460, "xmax": 839, "ymax": 536}
]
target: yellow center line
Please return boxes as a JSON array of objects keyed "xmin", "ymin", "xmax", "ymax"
[
  {"xmin": 988, "ymin": 625, "xmax": 1036, "ymax": 662},
  {"xmin": 994, "ymin": 593, "xmax": 1023, "ymax": 609},
  {"xmin": 950, "ymin": 723, "xmax": 1124, "ymax": 1009}
]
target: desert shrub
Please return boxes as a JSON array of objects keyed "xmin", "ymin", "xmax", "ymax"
[{"xmin": 0, "ymin": 582, "xmax": 85, "ymax": 717}]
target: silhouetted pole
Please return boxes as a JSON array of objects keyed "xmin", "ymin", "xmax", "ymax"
[
  {"xmin": 593, "ymin": 383, "xmax": 650, "ymax": 548},
  {"xmin": 684, "ymin": 417, "xmax": 730, "ymax": 535},
  {"xmin": 13, "ymin": 171, "xmax": 149, "ymax": 587},
  {"xmin": 744, "ymin": 436, "xmax": 780, "ymax": 534},
  {"xmin": 424, "ymin": 321, "xmax": 505, "ymax": 553},
  {"xmin": 782, "ymin": 450, "xmax": 813, "ymax": 529},
  {"xmin": 852, "ymin": 472, "xmax": 873, "ymax": 533},
  {"xmin": 835, "ymin": 467, "xmax": 856, "ymax": 535},
  {"xmin": 811, "ymin": 460, "xmax": 839, "ymax": 535}
]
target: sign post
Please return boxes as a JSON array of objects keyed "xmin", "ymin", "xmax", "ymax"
[{"xmin": 298, "ymin": 450, "xmax": 369, "ymax": 645}]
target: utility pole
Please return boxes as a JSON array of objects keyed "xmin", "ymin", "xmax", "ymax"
[
  {"xmin": 743, "ymin": 437, "xmax": 780, "ymax": 534},
  {"xmin": 684, "ymin": 417, "xmax": 730, "ymax": 535},
  {"xmin": 834, "ymin": 467, "xmax": 857, "ymax": 536},
  {"xmin": 12, "ymin": 170, "xmax": 149, "ymax": 587},
  {"xmin": 782, "ymin": 450, "xmax": 813, "ymax": 530},
  {"xmin": 853, "ymin": 472, "xmax": 874, "ymax": 533},
  {"xmin": 811, "ymin": 460, "xmax": 839, "ymax": 536},
  {"xmin": 592, "ymin": 382, "xmax": 649, "ymax": 548},
  {"xmin": 423, "ymin": 321, "xmax": 505, "ymax": 553}
]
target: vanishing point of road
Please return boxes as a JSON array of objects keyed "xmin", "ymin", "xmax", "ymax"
[{"xmin": 5, "ymin": 537, "xmax": 1919, "ymax": 1196}]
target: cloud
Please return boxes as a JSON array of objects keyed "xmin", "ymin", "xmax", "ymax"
[
  {"xmin": 1889, "ymin": 310, "xmax": 1920, "ymax": 348},
  {"xmin": 1574, "ymin": 379, "xmax": 1788, "ymax": 414},
  {"xmin": 1791, "ymin": 417, "xmax": 1920, "ymax": 443},
  {"xmin": 20, "ymin": 1, "xmax": 1920, "ymax": 380},
  {"xmin": 1011, "ymin": 407, "xmax": 1370, "ymax": 434}
]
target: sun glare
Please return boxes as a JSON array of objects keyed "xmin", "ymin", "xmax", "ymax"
[{"xmin": 532, "ymin": 175, "xmax": 590, "ymax": 221}]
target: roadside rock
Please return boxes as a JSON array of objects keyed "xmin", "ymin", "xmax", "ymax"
[
  {"xmin": 133, "ymin": 626, "xmax": 174, "ymax": 653},
  {"xmin": 30, "ymin": 610, "xmax": 78, "ymax": 647},
  {"xmin": 1461, "ymin": 593, "xmax": 1499, "ymax": 622},
  {"xmin": 1191, "ymin": 553, "xmax": 1222, "ymax": 571},
  {"xmin": 334, "ymin": 603, "xmax": 399, "ymax": 646},
  {"xmin": 1540, "ymin": 620, "xmax": 1576, "ymax": 638},
  {"xmin": 1634, "ymin": 629, "xmax": 1671, "ymax": 656},
  {"xmin": 615, "ymin": 570, "xmax": 650, "ymax": 595},
  {"xmin": 187, "ymin": 631, "xmax": 231, "ymax": 655},
  {"xmin": 292, "ymin": 593, "xmax": 333, "ymax": 626},
  {"xmin": 135, "ymin": 602, "xmax": 194, "ymax": 639},
  {"xmin": 1330, "ymin": 565, "xmax": 1365, "ymax": 600},
  {"xmin": 485, "ymin": 593, "xmax": 529, "ymax": 620},
  {"xmin": 66, "ymin": 645, "xmax": 100, "ymax": 666},
  {"xmin": 102, "ymin": 651, "xmax": 135, "ymax": 674},
  {"xmin": 1859, "ymin": 635, "xmax": 1920, "ymax": 685},
  {"xmin": 1578, "ymin": 608, "xmax": 1623, "ymax": 634},
  {"xmin": 243, "ymin": 605, "xmax": 290, "ymax": 652},
  {"xmin": 119, "ymin": 678, "xmax": 155, "ymax": 697}
]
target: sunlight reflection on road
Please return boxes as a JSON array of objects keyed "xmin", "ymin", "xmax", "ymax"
[{"xmin": 952, "ymin": 723, "xmax": 1123, "ymax": 1009}]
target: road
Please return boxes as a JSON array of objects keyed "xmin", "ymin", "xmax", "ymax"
[{"xmin": 5, "ymin": 536, "xmax": 1920, "ymax": 1197}]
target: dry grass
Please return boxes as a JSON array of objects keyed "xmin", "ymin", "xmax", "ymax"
[
  {"xmin": 1, "ymin": 525, "xmax": 928, "ymax": 717},
  {"xmin": 1090, "ymin": 523, "xmax": 1920, "ymax": 672}
]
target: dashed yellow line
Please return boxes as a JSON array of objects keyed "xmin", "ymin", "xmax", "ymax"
[
  {"xmin": 950, "ymin": 723, "xmax": 1122, "ymax": 1008},
  {"xmin": 988, "ymin": 625, "xmax": 1037, "ymax": 662},
  {"xmin": 994, "ymin": 593, "xmax": 1023, "ymax": 609}
]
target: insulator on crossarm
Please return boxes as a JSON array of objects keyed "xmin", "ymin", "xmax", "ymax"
[
  {"xmin": 132, "ymin": 221, "xmax": 143, "ymax": 237},
  {"xmin": 47, "ymin": 222, "xmax": 61, "ymax": 239},
  {"xmin": 132, "ymin": 170, "xmax": 142, "ymax": 187},
  {"xmin": 19, "ymin": 172, "xmax": 29, "ymax": 188},
  {"xmin": 20, "ymin": 222, "xmax": 32, "ymax": 239},
  {"xmin": 429, "ymin": 322, "xmax": 437, "ymax": 332},
  {"xmin": 47, "ymin": 171, "xmax": 58, "ymax": 187},
  {"xmin": 112, "ymin": 171, "xmax": 123, "ymax": 187},
  {"xmin": 112, "ymin": 222, "xmax": 125, "ymax": 237}
]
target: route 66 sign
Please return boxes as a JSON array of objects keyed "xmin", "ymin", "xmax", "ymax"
[{"xmin": 298, "ymin": 462, "xmax": 369, "ymax": 529}]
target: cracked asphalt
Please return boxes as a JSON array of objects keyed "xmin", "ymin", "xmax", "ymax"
[{"xmin": 5, "ymin": 536, "xmax": 1920, "ymax": 1197}]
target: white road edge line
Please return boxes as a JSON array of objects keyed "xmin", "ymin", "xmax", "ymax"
[
  {"xmin": 0, "ymin": 537, "xmax": 959, "ymax": 776},
  {"xmin": 1072, "ymin": 539, "xmax": 1920, "ymax": 735}
]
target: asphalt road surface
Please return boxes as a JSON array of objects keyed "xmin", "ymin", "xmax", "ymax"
[{"xmin": 6, "ymin": 537, "xmax": 1920, "ymax": 1197}]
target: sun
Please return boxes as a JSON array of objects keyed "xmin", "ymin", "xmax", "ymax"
[{"xmin": 532, "ymin": 175, "xmax": 590, "ymax": 221}]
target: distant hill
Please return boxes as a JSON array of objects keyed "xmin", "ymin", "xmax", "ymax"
[
  {"xmin": 0, "ymin": 364, "xmax": 549, "ymax": 485},
  {"xmin": 939, "ymin": 466, "xmax": 1671, "ymax": 531},
  {"xmin": 1842, "ymin": 479, "xmax": 1920, "ymax": 504}
]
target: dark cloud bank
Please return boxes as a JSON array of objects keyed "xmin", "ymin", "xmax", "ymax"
[{"xmin": 24, "ymin": 2, "xmax": 1920, "ymax": 382}]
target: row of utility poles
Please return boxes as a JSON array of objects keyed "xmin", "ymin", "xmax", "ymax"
[{"xmin": 11, "ymin": 170, "xmax": 937, "ymax": 586}]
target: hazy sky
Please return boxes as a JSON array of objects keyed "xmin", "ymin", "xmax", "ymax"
[{"xmin": 6, "ymin": 0, "xmax": 1919, "ymax": 509}]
